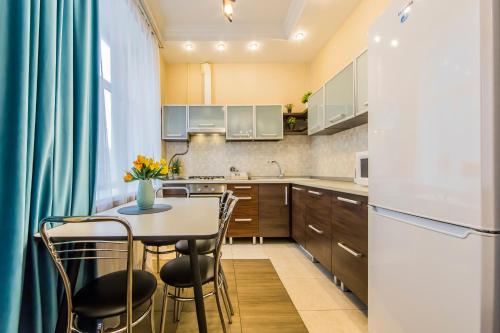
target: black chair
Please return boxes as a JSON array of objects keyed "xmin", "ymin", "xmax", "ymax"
[
  {"xmin": 141, "ymin": 186, "xmax": 190, "ymax": 272},
  {"xmin": 159, "ymin": 195, "xmax": 239, "ymax": 333},
  {"xmin": 173, "ymin": 189, "xmax": 235, "ymax": 318},
  {"xmin": 40, "ymin": 216, "xmax": 157, "ymax": 333}
]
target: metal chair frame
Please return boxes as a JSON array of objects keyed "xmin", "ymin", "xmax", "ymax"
[
  {"xmin": 40, "ymin": 216, "xmax": 155, "ymax": 333},
  {"xmin": 141, "ymin": 186, "xmax": 191, "ymax": 272},
  {"xmin": 160, "ymin": 195, "xmax": 239, "ymax": 333}
]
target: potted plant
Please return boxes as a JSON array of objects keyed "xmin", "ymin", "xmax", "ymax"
[
  {"xmin": 285, "ymin": 103, "xmax": 294, "ymax": 113},
  {"xmin": 170, "ymin": 157, "xmax": 182, "ymax": 180},
  {"xmin": 123, "ymin": 155, "xmax": 168, "ymax": 209},
  {"xmin": 302, "ymin": 91, "xmax": 312, "ymax": 108},
  {"xmin": 287, "ymin": 116, "xmax": 297, "ymax": 131}
]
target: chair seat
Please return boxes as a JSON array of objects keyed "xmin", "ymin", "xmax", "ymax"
[
  {"xmin": 141, "ymin": 239, "xmax": 177, "ymax": 247},
  {"xmin": 175, "ymin": 239, "xmax": 216, "ymax": 255},
  {"xmin": 160, "ymin": 255, "xmax": 215, "ymax": 288},
  {"xmin": 73, "ymin": 270, "xmax": 157, "ymax": 319}
]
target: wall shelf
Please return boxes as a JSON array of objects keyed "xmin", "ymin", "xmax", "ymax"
[{"xmin": 283, "ymin": 110, "xmax": 308, "ymax": 136}]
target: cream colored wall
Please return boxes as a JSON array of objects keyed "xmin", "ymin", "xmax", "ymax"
[
  {"xmin": 163, "ymin": 63, "xmax": 309, "ymax": 110},
  {"xmin": 309, "ymin": 0, "xmax": 390, "ymax": 91}
]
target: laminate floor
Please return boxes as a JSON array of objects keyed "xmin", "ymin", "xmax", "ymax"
[{"xmin": 134, "ymin": 240, "xmax": 367, "ymax": 333}]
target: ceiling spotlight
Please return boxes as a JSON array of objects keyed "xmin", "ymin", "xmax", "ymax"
[
  {"xmin": 373, "ymin": 35, "xmax": 382, "ymax": 43},
  {"xmin": 248, "ymin": 41, "xmax": 260, "ymax": 51},
  {"xmin": 216, "ymin": 42, "xmax": 226, "ymax": 51},
  {"xmin": 390, "ymin": 39, "xmax": 399, "ymax": 48},
  {"xmin": 294, "ymin": 32, "xmax": 306, "ymax": 41},
  {"xmin": 223, "ymin": 0, "xmax": 235, "ymax": 22},
  {"xmin": 184, "ymin": 42, "xmax": 194, "ymax": 51}
]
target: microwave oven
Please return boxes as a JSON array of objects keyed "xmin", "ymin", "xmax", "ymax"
[{"xmin": 354, "ymin": 151, "xmax": 368, "ymax": 186}]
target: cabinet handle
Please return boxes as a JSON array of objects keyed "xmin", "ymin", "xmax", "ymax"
[
  {"xmin": 308, "ymin": 190, "xmax": 322, "ymax": 196},
  {"xmin": 308, "ymin": 224, "xmax": 323, "ymax": 234},
  {"xmin": 337, "ymin": 197, "xmax": 361, "ymax": 205},
  {"xmin": 167, "ymin": 133, "xmax": 183, "ymax": 137},
  {"xmin": 363, "ymin": 101, "xmax": 368, "ymax": 106},
  {"xmin": 238, "ymin": 196, "xmax": 252, "ymax": 200},
  {"xmin": 260, "ymin": 133, "xmax": 277, "ymax": 137},
  {"xmin": 329, "ymin": 114, "xmax": 346, "ymax": 123},
  {"xmin": 198, "ymin": 123, "xmax": 215, "ymax": 127},
  {"xmin": 235, "ymin": 218, "xmax": 252, "ymax": 222},
  {"xmin": 292, "ymin": 187, "xmax": 303, "ymax": 191},
  {"xmin": 234, "ymin": 186, "xmax": 252, "ymax": 189},
  {"xmin": 337, "ymin": 242, "xmax": 363, "ymax": 258},
  {"xmin": 284, "ymin": 186, "xmax": 288, "ymax": 206},
  {"xmin": 232, "ymin": 133, "xmax": 251, "ymax": 137}
]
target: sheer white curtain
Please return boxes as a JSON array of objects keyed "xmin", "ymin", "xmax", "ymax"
[{"xmin": 96, "ymin": 0, "xmax": 161, "ymax": 212}]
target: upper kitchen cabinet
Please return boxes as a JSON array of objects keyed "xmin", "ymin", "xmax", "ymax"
[
  {"xmin": 161, "ymin": 105, "xmax": 188, "ymax": 141},
  {"xmin": 307, "ymin": 87, "xmax": 324, "ymax": 135},
  {"xmin": 324, "ymin": 62, "xmax": 354, "ymax": 127},
  {"xmin": 226, "ymin": 105, "xmax": 254, "ymax": 140},
  {"xmin": 355, "ymin": 50, "xmax": 368, "ymax": 115},
  {"xmin": 255, "ymin": 105, "xmax": 283, "ymax": 140},
  {"xmin": 188, "ymin": 105, "xmax": 225, "ymax": 133}
]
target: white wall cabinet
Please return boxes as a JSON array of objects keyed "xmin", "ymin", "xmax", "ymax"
[
  {"xmin": 255, "ymin": 105, "xmax": 283, "ymax": 140},
  {"xmin": 324, "ymin": 62, "xmax": 354, "ymax": 128},
  {"xmin": 188, "ymin": 105, "xmax": 225, "ymax": 133},
  {"xmin": 355, "ymin": 50, "xmax": 368, "ymax": 115},
  {"xmin": 226, "ymin": 105, "xmax": 254, "ymax": 140},
  {"xmin": 308, "ymin": 87, "xmax": 325, "ymax": 135},
  {"xmin": 161, "ymin": 105, "xmax": 188, "ymax": 141}
]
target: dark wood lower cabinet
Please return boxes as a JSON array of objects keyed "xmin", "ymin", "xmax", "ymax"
[
  {"xmin": 291, "ymin": 186, "xmax": 307, "ymax": 247},
  {"xmin": 305, "ymin": 188, "xmax": 332, "ymax": 272},
  {"xmin": 331, "ymin": 192, "xmax": 369, "ymax": 304},
  {"xmin": 228, "ymin": 184, "xmax": 259, "ymax": 237},
  {"xmin": 259, "ymin": 184, "xmax": 290, "ymax": 237}
]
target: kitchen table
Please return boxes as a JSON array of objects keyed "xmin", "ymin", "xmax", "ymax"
[{"xmin": 39, "ymin": 197, "xmax": 220, "ymax": 333}]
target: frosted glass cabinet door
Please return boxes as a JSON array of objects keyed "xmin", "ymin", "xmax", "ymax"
[
  {"xmin": 324, "ymin": 62, "xmax": 354, "ymax": 127},
  {"xmin": 162, "ymin": 105, "xmax": 188, "ymax": 140},
  {"xmin": 188, "ymin": 105, "xmax": 225, "ymax": 132},
  {"xmin": 226, "ymin": 106, "xmax": 254, "ymax": 140},
  {"xmin": 356, "ymin": 50, "xmax": 368, "ymax": 115},
  {"xmin": 308, "ymin": 87, "xmax": 324, "ymax": 135},
  {"xmin": 255, "ymin": 105, "xmax": 283, "ymax": 140}
]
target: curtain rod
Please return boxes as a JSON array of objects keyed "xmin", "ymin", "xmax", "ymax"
[{"xmin": 134, "ymin": 0, "xmax": 164, "ymax": 48}]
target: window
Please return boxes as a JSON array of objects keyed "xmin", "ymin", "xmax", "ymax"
[{"xmin": 95, "ymin": 0, "xmax": 161, "ymax": 211}]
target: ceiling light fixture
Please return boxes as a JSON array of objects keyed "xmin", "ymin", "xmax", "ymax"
[
  {"xmin": 390, "ymin": 39, "xmax": 399, "ymax": 48},
  {"xmin": 222, "ymin": 0, "xmax": 235, "ymax": 22},
  {"xmin": 247, "ymin": 41, "xmax": 260, "ymax": 51},
  {"xmin": 373, "ymin": 35, "xmax": 382, "ymax": 43},
  {"xmin": 294, "ymin": 32, "xmax": 306, "ymax": 41},
  {"xmin": 184, "ymin": 42, "xmax": 194, "ymax": 51},
  {"xmin": 216, "ymin": 42, "xmax": 226, "ymax": 51}
]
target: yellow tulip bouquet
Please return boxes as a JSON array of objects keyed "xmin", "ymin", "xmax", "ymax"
[{"xmin": 123, "ymin": 155, "xmax": 169, "ymax": 182}]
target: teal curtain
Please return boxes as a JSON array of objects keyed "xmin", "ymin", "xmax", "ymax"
[{"xmin": 0, "ymin": 1, "xmax": 99, "ymax": 332}]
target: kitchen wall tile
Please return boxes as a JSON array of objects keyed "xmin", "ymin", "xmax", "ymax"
[{"xmin": 164, "ymin": 124, "xmax": 367, "ymax": 178}]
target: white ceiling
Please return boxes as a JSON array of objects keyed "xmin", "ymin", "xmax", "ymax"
[{"xmin": 144, "ymin": 0, "xmax": 361, "ymax": 63}]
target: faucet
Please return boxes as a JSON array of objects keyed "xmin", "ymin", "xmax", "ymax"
[{"xmin": 267, "ymin": 160, "xmax": 284, "ymax": 178}]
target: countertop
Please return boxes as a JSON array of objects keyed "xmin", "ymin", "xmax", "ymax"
[{"xmin": 163, "ymin": 177, "xmax": 369, "ymax": 197}]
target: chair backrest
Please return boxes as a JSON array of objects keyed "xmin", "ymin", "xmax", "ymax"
[
  {"xmin": 214, "ymin": 195, "xmax": 238, "ymax": 265},
  {"xmin": 219, "ymin": 189, "xmax": 233, "ymax": 219},
  {"xmin": 39, "ymin": 216, "xmax": 134, "ymax": 333},
  {"xmin": 155, "ymin": 186, "xmax": 190, "ymax": 198}
]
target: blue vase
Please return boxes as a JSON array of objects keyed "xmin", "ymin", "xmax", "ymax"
[{"xmin": 137, "ymin": 179, "xmax": 155, "ymax": 210}]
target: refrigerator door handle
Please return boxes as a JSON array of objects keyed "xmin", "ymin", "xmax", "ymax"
[{"xmin": 371, "ymin": 206, "xmax": 474, "ymax": 239}]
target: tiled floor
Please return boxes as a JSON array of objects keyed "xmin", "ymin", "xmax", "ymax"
[{"xmin": 135, "ymin": 239, "xmax": 367, "ymax": 333}]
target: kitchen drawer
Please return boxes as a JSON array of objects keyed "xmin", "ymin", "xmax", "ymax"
[
  {"xmin": 331, "ymin": 236, "xmax": 368, "ymax": 304},
  {"xmin": 306, "ymin": 223, "xmax": 332, "ymax": 272},
  {"xmin": 228, "ymin": 213, "xmax": 259, "ymax": 237},
  {"xmin": 306, "ymin": 187, "xmax": 332, "ymax": 231},
  {"xmin": 331, "ymin": 192, "xmax": 368, "ymax": 253},
  {"xmin": 227, "ymin": 184, "xmax": 259, "ymax": 197}
]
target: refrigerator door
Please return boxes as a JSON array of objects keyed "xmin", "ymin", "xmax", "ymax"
[
  {"xmin": 369, "ymin": 206, "xmax": 500, "ymax": 333},
  {"xmin": 368, "ymin": 0, "xmax": 499, "ymax": 231}
]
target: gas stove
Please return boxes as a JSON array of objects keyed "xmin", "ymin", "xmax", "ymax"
[{"xmin": 188, "ymin": 176, "xmax": 226, "ymax": 180}]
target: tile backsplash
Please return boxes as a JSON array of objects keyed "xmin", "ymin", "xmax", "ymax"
[{"xmin": 164, "ymin": 124, "xmax": 368, "ymax": 178}]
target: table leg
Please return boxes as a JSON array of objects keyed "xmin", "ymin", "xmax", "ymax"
[{"xmin": 188, "ymin": 239, "xmax": 208, "ymax": 333}]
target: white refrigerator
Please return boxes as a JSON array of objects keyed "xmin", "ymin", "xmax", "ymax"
[{"xmin": 368, "ymin": 0, "xmax": 500, "ymax": 332}]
